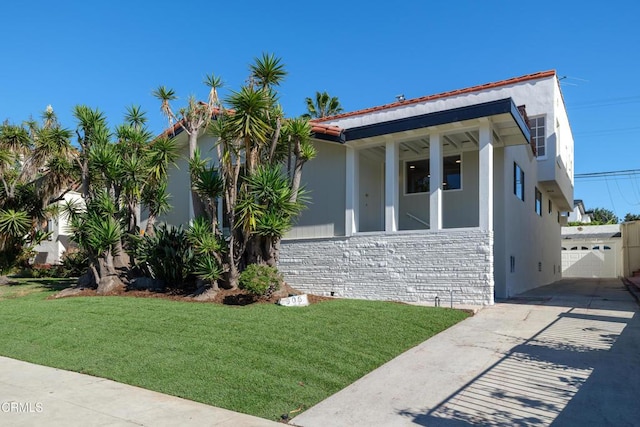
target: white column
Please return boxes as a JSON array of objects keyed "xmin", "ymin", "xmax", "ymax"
[
  {"xmin": 429, "ymin": 133, "xmax": 443, "ymax": 231},
  {"xmin": 385, "ymin": 140, "xmax": 399, "ymax": 232},
  {"xmin": 345, "ymin": 146, "xmax": 359, "ymax": 236},
  {"xmin": 479, "ymin": 122, "xmax": 493, "ymax": 231}
]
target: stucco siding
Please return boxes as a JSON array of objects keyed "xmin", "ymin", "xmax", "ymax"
[
  {"xmin": 500, "ymin": 145, "xmax": 562, "ymax": 298},
  {"xmin": 493, "ymin": 148, "xmax": 507, "ymax": 296},
  {"xmin": 279, "ymin": 229, "xmax": 494, "ymax": 305},
  {"xmin": 159, "ymin": 148, "xmax": 191, "ymax": 227},
  {"xmin": 286, "ymin": 141, "xmax": 346, "ymax": 239}
]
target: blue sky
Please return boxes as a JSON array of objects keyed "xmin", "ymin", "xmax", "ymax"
[{"xmin": 2, "ymin": 1, "xmax": 639, "ymax": 219}]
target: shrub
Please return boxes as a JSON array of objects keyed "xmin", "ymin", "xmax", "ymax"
[
  {"xmin": 239, "ymin": 264, "xmax": 282, "ymax": 298},
  {"xmin": 58, "ymin": 250, "xmax": 89, "ymax": 278},
  {"xmin": 135, "ymin": 224, "xmax": 196, "ymax": 289}
]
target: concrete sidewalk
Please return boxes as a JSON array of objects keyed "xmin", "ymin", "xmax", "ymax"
[
  {"xmin": 0, "ymin": 356, "xmax": 280, "ymax": 427},
  {"xmin": 292, "ymin": 278, "xmax": 640, "ymax": 426}
]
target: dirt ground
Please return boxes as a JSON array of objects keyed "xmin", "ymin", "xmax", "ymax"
[{"xmin": 50, "ymin": 281, "xmax": 334, "ymax": 306}]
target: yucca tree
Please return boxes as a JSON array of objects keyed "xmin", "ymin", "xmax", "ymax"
[
  {"xmin": 153, "ymin": 74, "xmax": 222, "ymax": 218},
  {"xmin": 66, "ymin": 190, "xmax": 124, "ymax": 293},
  {"xmin": 303, "ymin": 91, "xmax": 344, "ymax": 119},
  {"xmin": 73, "ymin": 105, "xmax": 109, "ymax": 199},
  {"xmin": 0, "ymin": 106, "xmax": 77, "ymax": 271},
  {"xmin": 196, "ymin": 55, "xmax": 316, "ymax": 288},
  {"xmin": 239, "ymin": 164, "xmax": 306, "ymax": 266}
]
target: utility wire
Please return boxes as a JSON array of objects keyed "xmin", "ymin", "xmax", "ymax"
[{"xmin": 575, "ymin": 169, "xmax": 640, "ymax": 178}]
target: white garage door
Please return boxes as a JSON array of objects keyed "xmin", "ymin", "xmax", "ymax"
[{"xmin": 562, "ymin": 244, "xmax": 617, "ymax": 278}]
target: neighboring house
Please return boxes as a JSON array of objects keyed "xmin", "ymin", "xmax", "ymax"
[
  {"xmin": 567, "ymin": 199, "xmax": 592, "ymax": 223},
  {"xmin": 561, "ymin": 224, "xmax": 622, "ymax": 278},
  {"xmin": 32, "ymin": 191, "xmax": 83, "ymax": 265},
  {"xmin": 159, "ymin": 70, "xmax": 575, "ymax": 305}
]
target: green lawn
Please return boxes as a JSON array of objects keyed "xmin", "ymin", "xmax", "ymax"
[{"xmin": 0, "ymin": 279, "xmax": 470, "ymax": 421}]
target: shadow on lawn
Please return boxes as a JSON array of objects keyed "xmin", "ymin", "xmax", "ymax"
[{"xmin": 35, "ymin": 278, "xmax": 77, "ymax": 292}]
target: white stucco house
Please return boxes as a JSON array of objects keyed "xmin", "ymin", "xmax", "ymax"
[
  {"xmin": 32, "ymin": 191, "xmax": 82, "ymax": 265},
  {"xmin": 278, "ymin": 70, "xmax": 574, "ymax": 305},
  {"xmin": 567, "ymin": 199, "xmax": 592, "ymax": 223},
  {"xmin": 158, "ymin": 70, "xmax": 575, "ymax": 306}
]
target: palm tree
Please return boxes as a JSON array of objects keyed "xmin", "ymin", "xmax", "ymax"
[{"xmin": 303, "ymin": 91, "xmax": 344, "ymax": 119}]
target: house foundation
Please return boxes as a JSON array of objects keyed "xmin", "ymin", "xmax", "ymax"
[{"xmin": 279, "ymin": 228, "xmax": 494, "ymax": 305}]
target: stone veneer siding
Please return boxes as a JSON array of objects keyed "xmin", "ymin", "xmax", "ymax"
[{"xmin": 279, "ymin": 229, "xmax": 494, "ymax": 306}]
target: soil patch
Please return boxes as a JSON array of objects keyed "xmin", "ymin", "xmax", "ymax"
[{"xmin": 50, "ymin": 281, "xmax": 334, "ymax": 306}]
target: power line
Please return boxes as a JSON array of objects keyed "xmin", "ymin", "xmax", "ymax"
[
  {"xmin": 575, "ymin": 169, "xmax": 640, "ymax": 179},
  {"xmin": 567, "ymin": 95, "xmax": 640, "ymax": 110},
  {"xmin": 573, "ymin": 125, "xmax": 640, "ymax": 136}
]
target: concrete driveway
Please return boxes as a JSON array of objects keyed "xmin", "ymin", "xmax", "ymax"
[{"xmin": 292, "ymin": 278, "xmax": 640, "ymax": 426}]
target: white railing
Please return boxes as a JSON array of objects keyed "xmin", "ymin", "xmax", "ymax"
[{"xmin": 406, "ymin": 212, "xmax": 430, "ymax": 228}]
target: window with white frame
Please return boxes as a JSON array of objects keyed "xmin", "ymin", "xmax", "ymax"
[
  {"xmin": 406, "ymin": 155, "xmax": 461, "ymax": 194},
  {"xmin": 530, "ymin": 116, "xmax": 546, "ymax": 157},
  {"xmin": 514, "ymin": 162, "xmax": 524, "ymax": 201},
  {"xmin": 535, "ymin": 187, "xmax": 542, "ymax": 216}
]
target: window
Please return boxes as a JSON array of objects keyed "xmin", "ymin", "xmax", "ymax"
[
  {"xmin": 406, "ymin": 155, "xmax": 461, "ymax": 194},
  {"xmin": 406, "ymin": 159, "xmax": 429, "ymax": 194},
  {"xmin": 535, "ymin": 187, "xmax": 542, "ymax": 216},
  {"xmin": 548, "ymin": 200, "xmax": 552, "ymax": 214},
  {"xmin": 530, "ymin": 116, "xmax": 546, "ymax": 157},
  {"xmin": 514, "ymin": 163, "xmax": 524, "ymax": 201},
  {"xmin": 510, "ymin": 256, "xmax": 515, "ymax": 273},
  {"xmin": 443, "ymin": 155, "xmax": 461, "ymax": 190}
]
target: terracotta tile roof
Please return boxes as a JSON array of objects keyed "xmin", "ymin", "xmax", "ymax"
[
  {"xmin": 157, "ymin": 106, "xmax": 226, "ymax": 139},
  {"xmin": 311, "ymin": 70, "xmax": 557, "ymax": 123},
  {"xmin": 310, "ymin": 123, "xmax": 342, "ymax": 137}
]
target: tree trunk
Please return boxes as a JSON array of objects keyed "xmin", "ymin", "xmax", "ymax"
[
  {"xmin": 81, "ymin": 158, "xmax": 90, "ymax": 199},
  {"xmin": 96, "ymin": 250, "xmax": 125, "ymax": 295},
  {"xmin": 188, "ymin": 131, "xmax": 206, "ymax": 218},
  {"xmin": 144, "ymin": 214, "xmax": 156, "ymax": 236},
  {"xmin": 113, "ymin": 240, "xmax": 130, "ymax": 271},
  {"xmin": 290, "ymin": 158, "xmax": 304, "ymax": 203}
]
